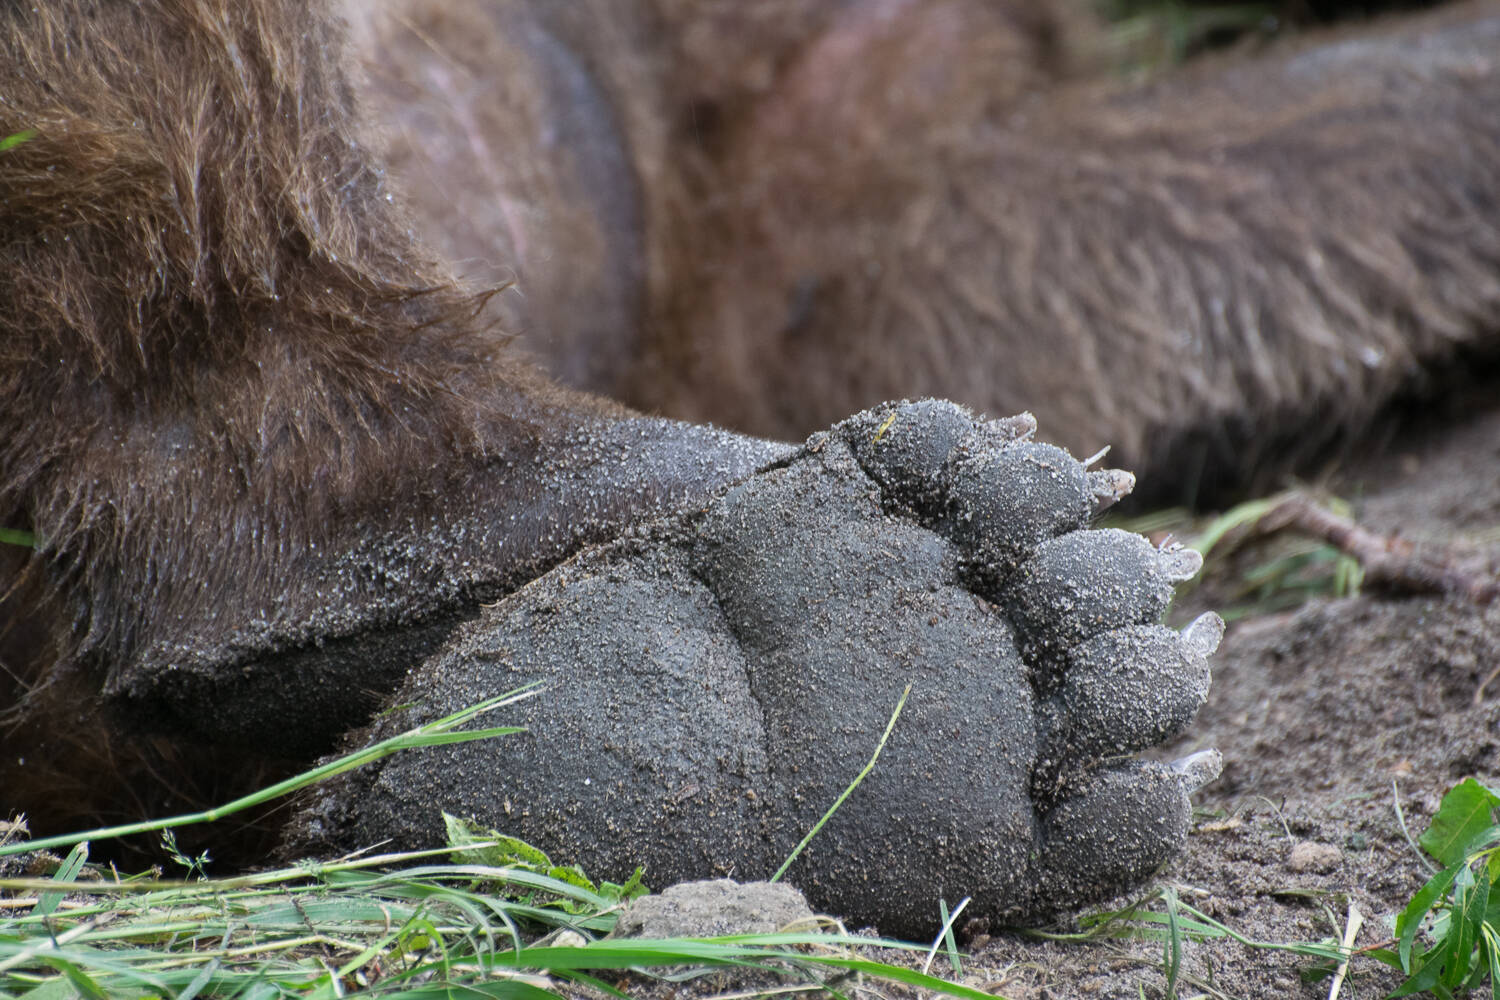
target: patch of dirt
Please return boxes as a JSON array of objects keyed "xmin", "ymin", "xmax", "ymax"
[{"xmin": 947, "ymin": 405, "xmax": 1500, "ymax": 998}]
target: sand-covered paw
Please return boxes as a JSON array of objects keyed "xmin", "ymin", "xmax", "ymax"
[{"xmin": 288, "ymin": 399, "xmax": 1219, "ymax": 936}]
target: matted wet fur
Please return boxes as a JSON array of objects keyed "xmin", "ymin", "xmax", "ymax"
[{"xmin": 1, "ymin": 0, "xmax": 1497, "ymax": 856}]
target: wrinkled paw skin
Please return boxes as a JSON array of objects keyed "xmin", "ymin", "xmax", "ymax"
[{"xmin": 290, "ymin": 401, "xmax": 1221, "ymax": 936}]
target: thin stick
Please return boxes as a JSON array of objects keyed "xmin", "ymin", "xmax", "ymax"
[{"xmin": 1261, "ymin": 496, "xmax": 1496, "ymax": 603}]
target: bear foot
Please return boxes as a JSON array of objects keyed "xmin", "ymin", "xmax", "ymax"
[{"xmin": 290, "ymin": 400, "xmax": 1220, "ymax": 936}]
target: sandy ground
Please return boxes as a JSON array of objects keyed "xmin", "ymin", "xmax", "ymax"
[{"xmin": 924, "ymin": 404, "xmax": 1500, "ymax": 998}]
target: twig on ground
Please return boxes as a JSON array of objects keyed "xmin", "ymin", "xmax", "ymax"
[{"xmin": 1259, "ymin": 496, "xmax": 1497, "ymax": 604}]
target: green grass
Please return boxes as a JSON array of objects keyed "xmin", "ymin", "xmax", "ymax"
[
  {"xmin": 0, "ymin": 845, "xmax": 991, "ymax": 999},
  {"xmin": 0, "ymin": 691, "xmax": 534, "ymax": 859},
  {"xmin": 1026, "ymin": 885, "xmax": 1351, "ymax": 997},
  {"xmin": 0, "ymin": 686, "xmax": 991, "ymax": 1000},
  {"xmin": 0, "ymin": 129, "xmax": 34, "ymax": 154},
  {"xmin": 1, "ymin": 845, "xmax": 1001, "ymax": 1000},
  {"xmin": 770, "ymin": 685, "xmax": 910, "ymax": 884},
  {"xmin": 0, "ymin": 528, "xmax": 35, "ymax": 548}
]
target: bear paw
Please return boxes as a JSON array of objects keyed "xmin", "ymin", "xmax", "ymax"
[{"xmin": 292, "ymin": 400, "xmax": 1220, "ymax": 936}]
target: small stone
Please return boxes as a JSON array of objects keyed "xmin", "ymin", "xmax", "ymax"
[
  {"xmin": 610, "ymin": 880, "xmax": 830, "ymax": 993},
  {"xmin": 611, "ymin": 879, "xmax": 818, "ymax": 939},
  {"xmin": 1287, "ymin": 841, "xmax": 1341, "ymax": 873},
  {"xmin": 534, "ymin": 928, "xmax": 587, "ymax": 949}
]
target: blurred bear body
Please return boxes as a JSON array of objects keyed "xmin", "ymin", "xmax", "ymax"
[
  {"xmin": 365, "ymin": 0, "xmax": 1500, "ymax": 497},
  {"xmin": 1, "ymin": 0, "xmax": 1497, "ymax": 853}
]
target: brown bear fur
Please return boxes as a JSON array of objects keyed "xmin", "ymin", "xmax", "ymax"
[
  {"xmin": 367, "ymin": 0, "xmax": 1500, "ymax": 500},
  {"xmin": 2, "ymin": 0, "xmax": 1498, "ymax": 849},
  {"xmin": 0, "ymin": 0, "xmax": 775, "ymax": 846}
]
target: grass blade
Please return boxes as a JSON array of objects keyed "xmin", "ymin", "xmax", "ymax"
[
  {"xmin": 0, "ymin": 688, "xmax": 537, "ymax": 859},
  {"xmin": 771, "ymin": 684, "xmax": 909, "ymax": 882}
]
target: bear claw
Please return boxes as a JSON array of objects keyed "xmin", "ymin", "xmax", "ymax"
[{"xmin": 1173, "ymin": 749, "xmax": 1226, "ymax": 792}]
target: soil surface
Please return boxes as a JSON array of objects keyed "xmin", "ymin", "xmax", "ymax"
[{"xmin": 886, "ymin": 403, "xmax": 1500, "ymax": 998}]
